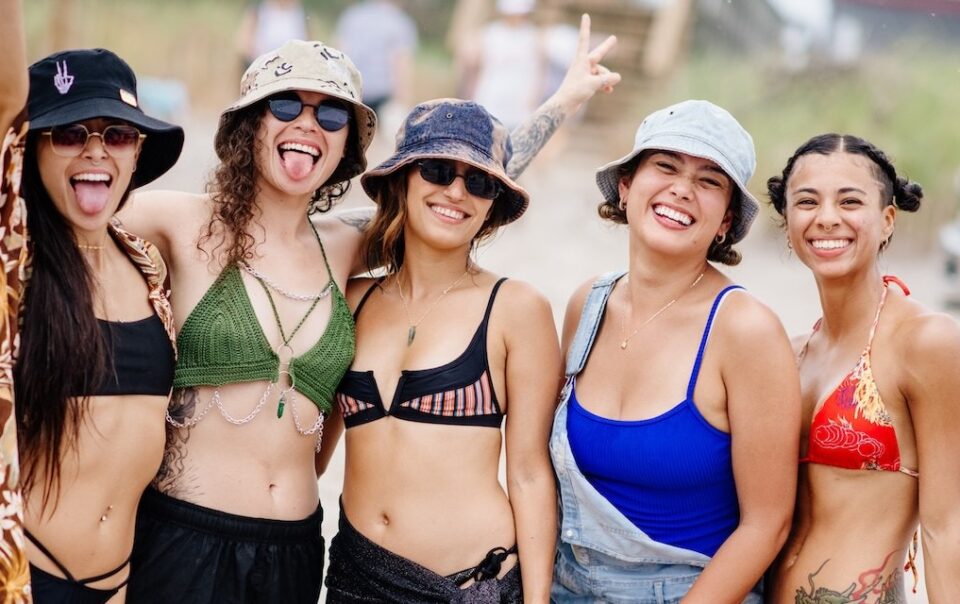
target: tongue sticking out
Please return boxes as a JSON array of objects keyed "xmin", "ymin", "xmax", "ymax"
[
  {"xmin": 281, "ymin": 151, "xmax": 315, "ymax": 181},
  {"xmin": 74, "ymin": 182, "xmax": 111, "ymax": 215}
]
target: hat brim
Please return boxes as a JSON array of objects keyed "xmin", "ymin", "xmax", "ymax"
[
  {"xmin": 595, "ymin": 135, "xmax": 759, "ymax": 243},
  {"xmin": 28, "ymin": 97, "xmax": 184, "ymax": 188},
  {"xmin": 222, "ymin": 77, "xmax": 377, "ymax": 181},
  {"xmin": 361, "ymin": 139, "xmax": 530, "ymax": 225}
]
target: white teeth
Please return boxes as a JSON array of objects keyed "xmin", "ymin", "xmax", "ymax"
[
  {"xmin": 278, "ymin": 142, "xmax": 319, "ymax": 157},
  {"xmin": 430, "ymin": 205, "xmax": 466, "ymax": 220},
  {"xmin": 653, "ymin": 205, "xmax": 693, "ymax": 226},
  {"xmin": 72, "ymin": 173, "xmax": 110, "ymax": 183},
  {"xmin": 811, "ymin": 239, "xmax": 850, "ymax": 250}
]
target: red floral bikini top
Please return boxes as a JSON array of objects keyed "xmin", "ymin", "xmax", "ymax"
[{"xmin": 799, "ymin": 276, "xmax": 918, "ymax": 478}]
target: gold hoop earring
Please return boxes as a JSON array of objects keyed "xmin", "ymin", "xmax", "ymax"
[{"xmin": 618, "ymin": 198, "xmax": 626, "ymax": 212}]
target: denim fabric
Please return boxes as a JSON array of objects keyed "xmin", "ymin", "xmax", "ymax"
[{"xmin": 549, "ymin": 271, "xmax": 762, "ymax": 604}]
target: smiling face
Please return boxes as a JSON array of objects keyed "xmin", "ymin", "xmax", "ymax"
[
  {"xmin": 37, "ymin": 117, "xmax": 140, "ymax": 236},
  {"xmin": 403, "ymin": 159, "xmax": 497, "ymax": 252},
  {"xmin": 785, "ymin": 151, "xmax": 895, "ymax": 280},
  {"xmin": 254, "ymin": 90, "xmax": 349, "ymax": 201},
  {"xmin": 618, "ymin": 150, "xmax": 734, "ymax": 259}
]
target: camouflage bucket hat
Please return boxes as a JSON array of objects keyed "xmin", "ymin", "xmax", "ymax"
[
  {"xmin": 223, "ymin": 40, "xmax": 377, "ymax": 181},
  {"xmin": 361, "ymin": 99, "xmax": 529, "ymax": 224}
]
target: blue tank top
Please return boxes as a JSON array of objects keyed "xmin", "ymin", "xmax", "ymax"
[{"xmin": 567, "ymin": 285, "xmax": 742, "ymax": 558}]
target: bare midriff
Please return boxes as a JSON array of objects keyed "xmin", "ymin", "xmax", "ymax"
[
  {"xmin": 769, "ymin": 465, "xmax": 919, "ymax": 603},
  {"xmin": 341, "ymin": 418, "xmax": 515, "ymax": 577},
  {"xmin": 25, "ymin": 394, "xmax": 168, "ymax": 588},
  {"xmin": 160, "ymin": 380, "xmax": 324, "ymax": 520}
]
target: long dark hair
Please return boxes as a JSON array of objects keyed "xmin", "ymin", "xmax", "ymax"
[
  {"xmin": 767, "ymin": 133, "xmax": 923, "ymax": 246},
  {"xmin": 201, "ymin": 101, "xmax": 363, "ymax": 265},
  {"xmin": 14, "ymin": 131, "xmax": 126, "ymax": 509}
]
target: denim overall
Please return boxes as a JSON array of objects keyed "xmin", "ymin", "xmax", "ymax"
[{"xmin": 549, "ymin": 272, "xmax": 762, "ymax": 604}]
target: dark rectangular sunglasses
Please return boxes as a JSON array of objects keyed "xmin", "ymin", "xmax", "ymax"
[
  {"xmin": 416, "ymin": 159, "xmax": 503, "ymax": 200},
  {"xmin": 266, "ymin": 94, "xmax": 351, "ymax": 132}
]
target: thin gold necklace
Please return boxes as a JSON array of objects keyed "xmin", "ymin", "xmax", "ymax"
[
  {"xmin": 77, "ymin": 243, "xmax": 105, "ymax": 251},
  {"xmin": 395, "ymin": 265, "xmax": 472, "ymax": 346},
  {"xmin": 618, "ymin": 271, "xmax": 705, "ymax": 350}
]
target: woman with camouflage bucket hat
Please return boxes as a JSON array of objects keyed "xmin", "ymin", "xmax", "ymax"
[
  {"xmin": 550, "ymin": 100, "xmax": 801, "ymax": 602},
  {"xmin": 118, "ymin": 18, "xmax": 619, "ymax": 602},
  {"xmin": 324, "ymin": 99, "xmax": 556, "ymax": 603}
]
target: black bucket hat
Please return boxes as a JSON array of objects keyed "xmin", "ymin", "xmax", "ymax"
[{"xmin": 27, "ymin": 48, "xmax": 184, "ymax": 187}]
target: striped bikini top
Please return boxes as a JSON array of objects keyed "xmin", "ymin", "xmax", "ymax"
[
  {"xmin": 335, "ymin": 278, "xmax": 507, "ymax": 429},
  {"xmin": 799, "ymin": 275, "xmax": 918, "ymax": 478}
]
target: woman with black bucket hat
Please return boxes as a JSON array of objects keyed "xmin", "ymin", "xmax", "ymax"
[
  {"xmin": 13, "ymin": 47, "xmax": 183, "ymax": 603},
  {"xmin": 119, "ymin": 18, "xmax": 618, "ymax": 603},
  {"xmin": 324, "ymin": 99, "xmax": 558, "ymax": 603},
  {"xmin": 550, "ymin": 100, "xmax": 800, "ymax": 602}
]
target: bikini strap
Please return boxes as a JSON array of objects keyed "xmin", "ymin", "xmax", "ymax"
[
  {"xmin": 866, "ymin": 275, "xmax": 909, "ymax": 350},
  {"xmin": 686, "ymin": 285, "xmax": 745, "ymax": 400},
  {"xmin": 76, "ymin": 553, "xmax": 131, "ymax": 586},
  {"xmin": 352, "ymin": 278, "xmax": 383, "ymax": 319},
  {"xmin": 308, "ymin": 217, "xmax": 335, "ymax": 287},
  {"xmin": 24, "ymin": 529, "xmax": 77, "ymax": 582},
  {"xmin": 480, "ymin": 278, "xmax": 509, "ymax": 327}
]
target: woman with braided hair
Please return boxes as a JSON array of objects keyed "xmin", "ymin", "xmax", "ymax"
[{"xmin": 766, "ymin": 133, "xmax": 960, "ymax": 602}]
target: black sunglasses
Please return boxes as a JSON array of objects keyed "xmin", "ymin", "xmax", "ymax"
[
  {"xmin": 43, "ymin": 124, "xmax": 145, "ymax": 158},
  {"xmin": 416, "ymin": 159, "xmax": 503, "ymax": 200},
  {"xmin": 266, "ymin": 94, "xmax": 351, "ymax": 132}
]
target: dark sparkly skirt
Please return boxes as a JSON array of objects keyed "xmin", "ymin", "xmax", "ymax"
[{"xmin": 324, "ymin": 507, "xmax": 522, "ymax": 603}]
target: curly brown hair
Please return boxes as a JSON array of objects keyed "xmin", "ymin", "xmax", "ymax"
[
  {"xmin": 201, "ymin": 102, "xmax": 363, "ymax": 264},
  {"xmin": 362, "ymin": 165, "xmax": 515, "ymax": 274},
  {"xmin": 597, "ymin": 153, "xmax": 743, "ymax": 266}
]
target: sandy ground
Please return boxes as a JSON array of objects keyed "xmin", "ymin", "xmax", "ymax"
[{"xmin": 148, "ymin": 112, "xmax": 940, "ymax": 602}]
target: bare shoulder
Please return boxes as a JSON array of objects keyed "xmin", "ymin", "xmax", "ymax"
[
  {"xmin": 712, "ymin": 289, "xmax": 791, "ymax": 353},
  {"xmin": 899, "ymin": 306, "xmax": 960, "ymax": 369},
  {"xmin": 344, "ymin": 276, "xmax": 379, "ymax": 312},
  {"xmin": 122, "ymin": 190, "xmax": 210, "ymax": 232},
  {"xmin": 494, "ymin": 278, "xmax": 552, "ymax": 320},
  {"xmin": 311, "ymin": 210, "xmax": 366, "ymax": 251}
]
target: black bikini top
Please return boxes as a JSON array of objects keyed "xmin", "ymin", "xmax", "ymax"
[
  {"xmin": 87, "ymin": 314, "xmax": 175, "ymax": 397},
  {"xmin": 335, "ymin": 278, "xmax": 508, "ymax": 429}
]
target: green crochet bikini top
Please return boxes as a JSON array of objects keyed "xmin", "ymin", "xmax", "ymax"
[{"xmin": 173, "ymin": 231, "xmax": 354, "ymax": 415}]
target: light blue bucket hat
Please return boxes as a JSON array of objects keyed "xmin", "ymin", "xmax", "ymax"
[{"xmin": 595, "ymin": 99, "xmax": 759, "ymax": 243}]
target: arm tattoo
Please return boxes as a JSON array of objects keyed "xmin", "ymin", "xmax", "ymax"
[
  {"xmin": 335, "ymin": 207, "xmax": 375, "ymax": 232},
  {"xmin": 153, "ymin": 387, "xmax": 202, "ymax": 499},
  {"xmin": 506, "ymin": 102, "xmax": 566, "ymax": 180},
  {"xmin": 795, "ymin": 553, "xmax": 905, "ymax": 604}
]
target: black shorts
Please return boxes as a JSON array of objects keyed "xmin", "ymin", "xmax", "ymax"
[
  {"xmin": 325, "ymin": 507, "xmax": 522, "ymax": 603},
  {"xmin": 128, "ymin": 488, "xmax": 324, "ymax": 604}
]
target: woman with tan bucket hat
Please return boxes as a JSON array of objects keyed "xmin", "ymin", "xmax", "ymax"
[
  {"xmin": 120, "ymin": 18, "xmax": 618, "ymax": 602},
  {"xmin": 14, "ymin": 46, "xmax": 184, "ymax": 603},
  {"xmin": 324, "ymin": 99, "xmax": 556, "ymax": 603},
  {"xmin": 550, "ymin": 100, "xmax": 800, "ymax": 602}
]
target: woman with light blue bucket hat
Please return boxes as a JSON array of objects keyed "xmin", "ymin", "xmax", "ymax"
[{"xmin": 550, "ymin": 100, "xmax": 801, "ymax": 602}]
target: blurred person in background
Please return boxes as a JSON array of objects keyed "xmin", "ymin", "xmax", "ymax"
[
  {"xmin": 767, "ymin": 134, "xmax": 960, "ymax": 602},
  {"xmin": 335, "ymin": 0, "xmax": 417, "ymax": 117},
  {"xmin": 0, "ymin": 0, "xmax": 31, "ymax": 598},
  {"xmin": 236, "ymin": 0, "xmax": 310, "ymax": 69},
  {"xmin": 551, "ymin": 100, "xmax": 800, "ymax": 603},
  {"xmin": 463, "ymin": 0, "xmax": 546, "ymax": 131},
  {"xmin": 16, "ymin": 48, "xmax": 183, "ymax": 603},
  {"xmin": 325, "ymin": 98, "xmax": 558, "ymax": 604},
  {"xmin": 122, "ymin": 18, "xmax": 618, "ymax": 602}
]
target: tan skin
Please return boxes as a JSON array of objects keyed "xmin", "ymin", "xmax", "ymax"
[
  {"xmin": 0, "ymin": 0, "xmax": 27, "ymax": 135},
  {"xmin": 117, "ymin": 17, "xmax": 617, "ymax": 524},
  {"xmin": 563, "ymin": 151, "xmax": 800, "ymax": 603},
  {"xmin": 338, "ymin": 162, "xmax": 560, "ymax": 601},
  {"xmin": 769, "ymin": 152, "xmax": 960, "ymax": 603},
  {"xmin": 25, "ymin": 118, "xmax": 162, "ymax": 601}
]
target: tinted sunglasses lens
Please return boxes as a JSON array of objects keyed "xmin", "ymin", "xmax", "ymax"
[
  {"xmin": 418, "ymin": 160, "xmax": 456, "ymax": 186},
  {"xmin": 268, "ymin": 98, "xmax": 303, "ymax": 122},
  {"xmin": 464, "ymin": 171, "xmax": 502, "ymax": 199},
  {"xmin": 315, "ymin": 103, "xmax": 350, "ymax": 132},
  {"xmin": 49, "ymin": 125, "xmax": 90, "ymax": 155},
  {"xmin": 102, "ymin": 126, "xmax": 142, "ymax": 156}
]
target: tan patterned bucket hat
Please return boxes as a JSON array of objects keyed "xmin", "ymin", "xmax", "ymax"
[{"xmin": 223, "ymin": 40, "xmax": 377, "ymax": 181}]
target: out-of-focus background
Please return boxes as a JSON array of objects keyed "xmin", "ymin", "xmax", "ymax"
[{"xmin": 24, "ymin": 1, "xmax": 960, "ymax": 600}]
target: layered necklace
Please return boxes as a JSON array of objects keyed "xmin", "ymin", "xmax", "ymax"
[
  {"xmin": 618, "ymin": 271, "xmax": 705, "ymax": 350},
  {"xmin": 394, "ymin": 264, "xmax": 473, "ymax": 346}
]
